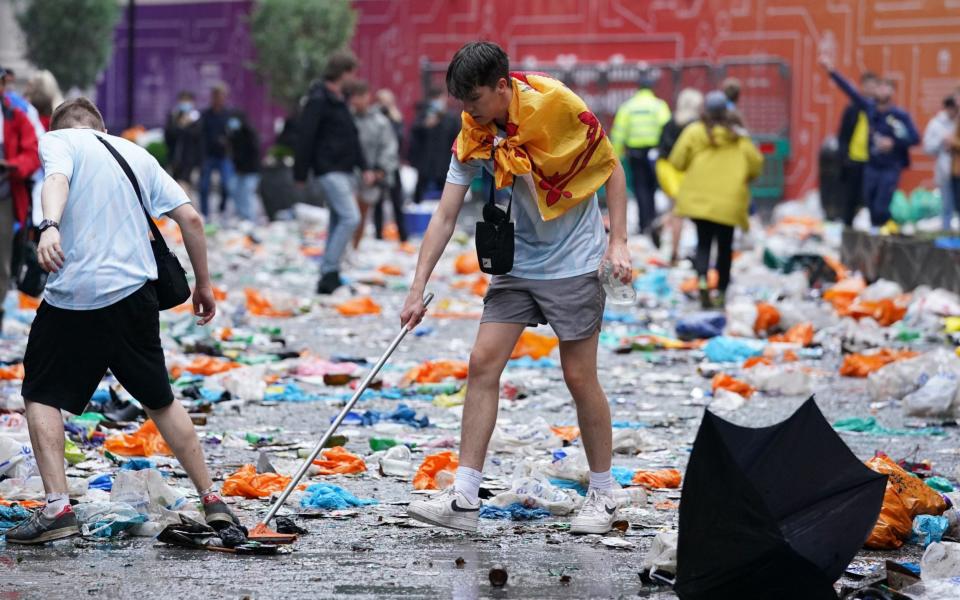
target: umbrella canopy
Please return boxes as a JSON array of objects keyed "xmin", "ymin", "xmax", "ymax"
[{"xmin": 675, "ymin": 397, "xmax": 887, "ymax": 600}]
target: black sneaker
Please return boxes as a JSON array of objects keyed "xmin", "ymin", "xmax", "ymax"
[
  {"xmin": 202, "ymin": 493, "xmax": 241, "ymax": 530},
  {"xmin": 316, "ymin": 271, "xmax": 343, "ymax": 295},
  {"xmin": 6, "ymin": 506, "xmax": 79, "ymax": 544}
]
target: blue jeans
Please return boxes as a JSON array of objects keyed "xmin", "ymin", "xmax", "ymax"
[
  {"xmin": 199, "ymin": 157, "xmax": 235, "ymax": 217},
  {"xmin": 316, "ymin": 172, "xmax": 360, "ymax": 275},
  {"xmin": 941, "ymin": 179, "xmax": 956, "ymax": 231},
  {"xmin": 232, "ymin": 173, "xmax": 260, "ymax": 222},
  {"xmin": 862, "ymin": 165, "xmax": 901, "ymax": 227}
]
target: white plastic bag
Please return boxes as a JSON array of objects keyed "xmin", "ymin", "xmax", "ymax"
[
  {"xmin": 921, "ymin": 541, "xmax": 960, "ymax": 580},
  {"xmin": 710, "ymin": 388, "xmax": 747, "ymax": 411},
  {"xmin": 860, "ymin": 279, "xmax": 903, "ymax": 301},
  {"xmin": 743, "ymin": 364, "xmax": 812, "ymax": 396},
  {"xmin": 868, "ymin": 349, "xmax": 960, "ymax": 402},
  {"xmin": 0, "ymin": 436, "xmax": 38, "ymax": 479},
  {"xmin": 487, "ymin": 471, "xmax": 581, "ymax": 515},
  {"xmin": 110, "ymin": 469, "xmax": 188, "ymax": 519},
  {"xmin": 219, "ymin": 364, "xmax": 267, "ymax": 401},
  {"xmin": 640, "ymin": 531, "xmax": 679, "ymax": 576},
  {"xmin": 724, "ymin": 299, "xmax": 757, "ymax": 338},
  {"xmin": 903, "ymin": 374, "xmax": 959, "ymax": 418}
]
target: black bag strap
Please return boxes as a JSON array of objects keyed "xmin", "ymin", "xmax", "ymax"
[
  {"xmin": 487, "ymin": 142, "xmax": 513, "ymax": 220},
  {"xmin": 96, "ymin": 135, "xmax": 170, "ymax": 254}
]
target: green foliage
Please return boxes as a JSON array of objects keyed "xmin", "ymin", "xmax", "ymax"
[
  {"xmin": 249, "ymin": 0, "xmax": 357, "ymax": 110},
  {"xmin": 16, "ymin": 0, "xmax": 122, "ymax": 90}
]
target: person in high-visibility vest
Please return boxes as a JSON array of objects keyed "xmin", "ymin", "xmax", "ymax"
[{"xmin": 611, "ymin": 70, "xmax": 671, "ymax": 244}]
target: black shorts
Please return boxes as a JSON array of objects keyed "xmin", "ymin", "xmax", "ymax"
[{"xmin": 22, "ymin": 283, "xmax": 174, "ymax": 415}]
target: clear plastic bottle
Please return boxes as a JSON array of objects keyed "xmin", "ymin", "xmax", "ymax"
[
  {"xmin": 613, "ymin": 486, "xmax": 648, "ymax": 508},
  {"xmin": 600, "ymin": 260, "xmax": 636, "ymax": 305}
]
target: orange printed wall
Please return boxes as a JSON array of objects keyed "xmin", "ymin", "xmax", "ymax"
[{"xmin": 353, "ymin": 0, "xmax": 960, "ymax": 200}]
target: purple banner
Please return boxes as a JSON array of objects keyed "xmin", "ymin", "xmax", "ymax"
[{"xmin": 96, "ymin": 0, "xmax": 284, "ymax": 145}]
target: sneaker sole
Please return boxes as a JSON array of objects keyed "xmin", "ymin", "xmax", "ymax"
[
  {"xmin": 406, "ymin": 504, "xmax": 478, "ymax": 533},
  {"xmin": 570, "ymin": 520, "xmax": 615, "ymax": 535},
  {"xmin": 7, "ymin": 526, "xmax": 79, "ymax": 545}
]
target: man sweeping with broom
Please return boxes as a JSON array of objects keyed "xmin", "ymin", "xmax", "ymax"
[{"xmin": 401, "ymin": 41, "xmax": 632, "ymax": 534}]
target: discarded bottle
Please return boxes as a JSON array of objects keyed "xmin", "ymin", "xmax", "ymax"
[
  {"xmin": 600, "ymin": 260, "xmax": 636, "ymax": 306},
  {"xmin": 434, "ymin": 469, "xmax": 456, "ymax": 490},
  {"xmin": 613, "ymin": 486, "xmax": 648, "ymax": 508},
  {"xmin": 369, "ymin": 437, "xmax": 398, "ymax": 452}
]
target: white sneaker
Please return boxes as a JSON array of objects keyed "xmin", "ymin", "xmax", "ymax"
[
  {"xmin": 570, "ymin": 489, "xmax": 619, "ymax": 534},
  {"xmin": 407, "ymin": 488, "xmax": 480, "ymax": 532}
]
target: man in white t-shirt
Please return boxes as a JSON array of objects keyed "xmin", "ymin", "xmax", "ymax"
[
  {"xmin": 403, "ymin": 42, "xmax": 632, "ymax": 535},
  {"xmin": 7, "ymin": 98, "xmax": 239, "ymax": 544}
]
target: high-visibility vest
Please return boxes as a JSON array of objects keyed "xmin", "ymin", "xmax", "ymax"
[{"xmin": 611, "ymin": 89, "xmax": 672, "ymax": 155}]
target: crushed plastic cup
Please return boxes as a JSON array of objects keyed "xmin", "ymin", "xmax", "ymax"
[
  {"xmin": 600, "ymin": 261, "xmax": 636, "ymax": 305},
  {"xmin": 613, "ymin": 486, "xmax": 648, "ymax": 508},
  {"xmin": 378, "ymin": 445, "xmax": 414, "ymax": 477}
]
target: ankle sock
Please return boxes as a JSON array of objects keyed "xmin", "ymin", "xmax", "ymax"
[
  {"xmin": 588, "ymin": 470, "xmax": 614, "ymax": 494},
  {"xmin": 454, "ymin": 466, "xmax": 483, "ymax": 504},
  {"xmin": 43, "ymin": 493, "xmax": 70, "ymax": 518}
]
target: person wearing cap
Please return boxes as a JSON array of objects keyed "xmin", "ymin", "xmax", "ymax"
[
  {"xmin": 611, "ymin": 68, "xmax": 671, "ymax": 245},
  {"xmin": 668, "ymin": 90, "xmax": 763, "ymax": 309},
  {"xmin": 923, "ymin": 94, "xmax": 959, "ymax": 231}
]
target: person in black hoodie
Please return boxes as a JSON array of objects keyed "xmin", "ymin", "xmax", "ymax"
[
  {"xmin": 409, "ymin": 87, "xmax": 460, "ymax": 203},
  {"xmin": 835, "ymin": 71, "xmax": 877, "ymax": 226},
  {"xmin": 226, "ymin": 111, "xmax": 260, "ymax": 223},
  {"xmin": 294, "ymin": 50, "xmax": 375, "ymax": 294}
]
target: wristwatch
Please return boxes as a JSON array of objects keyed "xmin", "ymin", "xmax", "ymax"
[{"xmin": 38, "ymin": 219, "xmax": 59, "ymax": 233}]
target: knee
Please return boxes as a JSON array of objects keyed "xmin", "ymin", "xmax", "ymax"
[
  {"xmin": 468, "ymin": 348, "xmax": 504, "ymax": 385},
  {"xmin": 562, "ymin": 364, "xmax": 597, "ymax": 394}
]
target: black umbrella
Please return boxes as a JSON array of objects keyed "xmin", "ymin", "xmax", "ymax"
[{"xmin": 675, "ymin": 397, "xmax": 887, "ymax": 600}]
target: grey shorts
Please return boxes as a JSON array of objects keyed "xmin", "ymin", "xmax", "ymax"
[{"xmin": 480, "ymin": 271, "xmax": 605, "ymax": 341}]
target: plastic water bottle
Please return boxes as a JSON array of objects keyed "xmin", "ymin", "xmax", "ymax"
[{"xmin": 600, "ymin": 261, "xmax": 636, "ymax": 305}]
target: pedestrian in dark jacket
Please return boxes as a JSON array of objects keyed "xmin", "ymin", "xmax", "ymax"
[
  {"xmin": 820, "ymin": 56, "xmax": 919, "ymax": 228},
  {"xmin": 164, "ymin": 91, "xmax": 203, "ymax": 189},
  {"xmin": 226, "ymin": 112, "xmax": 260, "ymax": 223},
  {"xmin": 835, "ymin": 72, "xmax": 878, "ymax": 226},
  {"xmin": 198, "ymin": 83, "xmax": 236, "ymax": 217},
  {"xmin": 294, "ymin": 50, "xmax": 375, "ymax": 294},
  {"xmin": 409, "ymin": 88, "xmax": 459, "ymax": 203}
]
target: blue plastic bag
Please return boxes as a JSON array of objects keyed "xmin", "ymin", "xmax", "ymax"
[
  {"xmin": 299, "ymin": 484, "xmax": 378, "ymax": 510},
  {"xmin": 676, "ymin": 312, "xmax": 727, "ymax": 340},
  {"xmin": 703, "ymin": 336, "xmax": 765, "ymax": 363},
  {"xmin": 480, "ymin": 503, "xmax": 551, "ymax": 520},
  {"xmin": 910, "ymin": 514, "xmax": 949, "ymax": 547}
]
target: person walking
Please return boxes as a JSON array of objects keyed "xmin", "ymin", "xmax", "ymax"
[
  {"xmin": 611, "ymin": 68, "xmax": 671, "ymax": 244},
  {"xmin": 669, "ymin": 91, "xmax": 763, "ymax": 309},
  {"xmin": 5, "ymin": 98, "xmax": 238, "ymax": 544},
  {"xmin": 226, "ymin": 111, "xmax": 261, "ymax": 224},
  {"xmin": 198, "ymin": 83, "xmax": 236, "ymax": 218},
  {"xmin": 820, "ymin": 56, "xmax": 919, "ymax": 229},
  {"xmin": 409, "ymin": 87, "xmax": 460, "ymax": 204},
  {"xmin": 373, "ymin": 88, "xmax": 409, "ymax": 245},
  {"xmin": 836, "ymin": 72, "xmax": 878, "ymax": 226},
  {"xmin": 0, "ymin": 73, "xmax": 40, "ymax": 330},
  {"xmin": 402, "ymin": 42, "xmax": 632, "ymax": 535},
  {"xmin": 950, "ymin": 114, "xmax": 960, "ymax": 224},
  {"xmin": 164, "ymin": 91, "xmax": 203, "ymax": 191},
  {"xmin": 294, "ymin": 50, "xmax": 375, "ymax": 294},
  {"xmin": 349, "ymin": 80, "xmax": 399, "ymax": 250},
  {"xmin": 655, "ymin": 88, "xmax": 704, "ymax": 264},
  {"xmin": 923, "ymin": 95, "xmax": 958, "ymax": 231}
]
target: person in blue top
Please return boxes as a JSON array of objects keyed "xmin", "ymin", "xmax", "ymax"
[{"xmin": 819, "ymin": 54, "xmax": 920, "ymax": 228}]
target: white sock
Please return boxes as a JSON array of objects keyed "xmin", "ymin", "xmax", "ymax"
[
  {"xmin": 454, "ymin": 466, "xmax": 483, "ymax": 504},
  {"xmin": 43, "ymin": 493, "xmax": 70, "ymax": 518},
  {"xmin": 588, "ymin": 470, "xmax": 614, "ymax": 494}
]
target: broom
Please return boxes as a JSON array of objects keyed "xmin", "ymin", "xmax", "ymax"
[{"xmin": 248, "ymin": 292, "xmax": 435, "ymax": 543}]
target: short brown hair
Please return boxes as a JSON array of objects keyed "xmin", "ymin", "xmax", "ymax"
[
  {"xmin": 721, "ymin": 77, "xmax": 741, "ymax": 104},
  {"xmin": 324, "ymin": 50, "xmax": 358, "ymax": 82},
  {"xmin": 49, "ymin": 97, "xmax": 105, "ymax": 131},
  {"xmin": 344, "ymin": 78, "xmax": 369, "ymax": 97}
]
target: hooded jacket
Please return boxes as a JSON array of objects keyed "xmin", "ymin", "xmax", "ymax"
[
  {"xmin": 1, "ymin": 97, "xmax": 40, "ymax": 223},
  {"xmin": 923, "ymin": 110, "xmax": 957, "ymax": 186},
  {"xmin": 668, "ymin": 121, "xmax": 763, "ymax": 230}
]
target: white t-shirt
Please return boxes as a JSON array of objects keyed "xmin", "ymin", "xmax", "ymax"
[
  {"xmin": 39, "ymin": 129, "xmax": 190, "ymax": 310},
  {"xmin": 446, "ymin": 151, "xmax": 607, "ymax": 280}
]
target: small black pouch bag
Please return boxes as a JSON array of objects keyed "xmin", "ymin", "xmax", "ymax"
[{"xmin": 475, "ymin": 156, "xmax": 515, "ymax": 275}]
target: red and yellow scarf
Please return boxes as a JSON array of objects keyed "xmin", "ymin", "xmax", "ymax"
[{"xmin": 454, "ymin": 72, "xmax": 617, "ymax": 221}]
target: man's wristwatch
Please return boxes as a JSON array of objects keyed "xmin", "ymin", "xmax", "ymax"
[{"xmin": 38, "ymin": 219, "xmax": 59, "ymax": 233}]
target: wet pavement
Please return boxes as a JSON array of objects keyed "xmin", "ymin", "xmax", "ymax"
[{"xmin": 0, "ymin": 206, "xmax": 958, "ymax": 599}]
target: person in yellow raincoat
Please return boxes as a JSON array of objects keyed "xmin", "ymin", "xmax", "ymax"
[{"xmin": 669, "ymin": 90, "xmax": 763, "ymax": 309}]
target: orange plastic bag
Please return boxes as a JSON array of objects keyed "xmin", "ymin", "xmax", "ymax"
[
  {"xmin": 378, "ymin": 264, "xmax": 404, "ymax": 276},
  {"xmin": 632, "ymin": 468, "xmax": 683, "ymax": 489},
  {"xmin": 754, "ymin": 302, "xmax": 781, "ymax": 334},
  {"xmin": 403, "ymin": 360, "xmax": 469, "ymax": 384},
  {"xmin": 769, "ymin": 323, "xmax": 814, "ymax": 346},
  {"xmin": 839, "ymin": 349, "xmax": 918, "ymax": 378},
  {"xmin": 413, "ymin": 451, "xmax": 459, "ymax": 490},
  {"xmin": 864, "ymin": 454, "xmax": 948, "ymax": 549},
  {"xmin": 245, "ymin": 288, "xmax": 294, "ymax": 317},
  {"xmin": 182, "ymin": 356, "xmax": 242, "ymax": 376},
  {"xmin": 454, "ymin": 252, "xmax": 480, "ymax": 275},
  {"xmin": 511, "ymin": 330, "xmax": 559, "ymax": 360},
  {"xmin": 550, "ymin": 426, "xmax": 580, "ymax": 442},
  {"xmin": 845, "ymin": 299, "xmax": 908, "ymax": 327},
  {"xmin": 680, "ymin": 270, "xmax": 718, "ymax": 294},
  {"xmin": 222, "ymin": 464, "xmax": 294, "ymax": 498},
  {"xmin": 0, "ymin": 364, "xmax": 25, "ymax": 380},
  {"xmin": 453, "ymin": 275, "xmax": 489, "ymax": 297},
  {"xmin": 311, "ymin": 446, "xmax": 367, "ymax": 475},
  {"xmin": 104, "ymin": 420, "xmax": 172, "ymax": 456},
  {"xmin": 712, "ymin": 373, "xmax": 755, "ymax": 398},
  {"xmin": 743, "ymin": 356, "xmax": 773, "ymax": 369},
  {"xmin": 335, "ymin": 296, "xmax": 382, "ymax": 317},
  {"xmin": 823, "ymin": 276, "xmax": 866, "ymax": 312}
]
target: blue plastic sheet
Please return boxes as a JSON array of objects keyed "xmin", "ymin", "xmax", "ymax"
[
  {"xmin": 507, "ymin": 357, "xmax": 559, "ymax": 369},
  {"xmin": 676, "ymin": 312, "xmax": 726, "ymax": 340},
  {"xmin": 299, "ymin": 484, "xmax": 378, "ymax": 510},
  {"xmin": 333, "ymin": 404, "xmax": 430, "ymax": 429},
  {"xmin": 634, "ymin": 269, "xmax": 671, "ymax": 298},
  {"xmin": 549, "ymin": 479, "xmax": 588, "ymax": 495},
  {"xmin": 909, "ymin": 515, "xmax": 950, "ymax": 547},
  {"xmin": 480, "ymin": 503, "xmax": 551, "ymax": 520},
  {"xmin": 0, "ymin": 505, "xmax": 30, "ymax": 530},
  {"xmin": 88, "ymin": 474, "xmax": 114, "ymax": 491},
  {"xmin": 612, "ymin": 466, "xmax": 635, "ymax": 487},
  {"xmin": 703, "ymin": 336, "xmax": 765, "ymax": 363},
  {"xmin": 120, "ymin": 458, "xmax": 155, "ymax": 471}
]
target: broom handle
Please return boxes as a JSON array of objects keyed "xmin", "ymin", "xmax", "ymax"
[{"xmin": 259, "ymin": 292, "xmax": 435, "ymax": 526}]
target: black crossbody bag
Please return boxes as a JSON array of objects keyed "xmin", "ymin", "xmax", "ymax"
[
  {"xmin": 475, "ymin": 152, "xmax": 515, "ymax": 275},
  {"xmin": 97, "ymin": 136, "xmax": 191, "ymax": 310}
]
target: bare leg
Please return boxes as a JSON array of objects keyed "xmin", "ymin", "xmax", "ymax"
[
  {"xmin": 352, "ymin": 202, "xmax": 370, "ymax": 250},
  {"xmin": 146, "ymin": 401, "xmax": 213, "ymax": 492},
  {"xmin": 668, "ymin": 213, "xmax": 683, "ymax": 264},
  {"xmin": 24, "ymin": 401, "xmax": 68, "ymax": 495},
  {"xmin": 560, "ymin": 332, "xmax": 612, "ymax": 472},
  {"xmin": 458, "ymin": 322, "xmax": 525, "ymax": 470}
]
